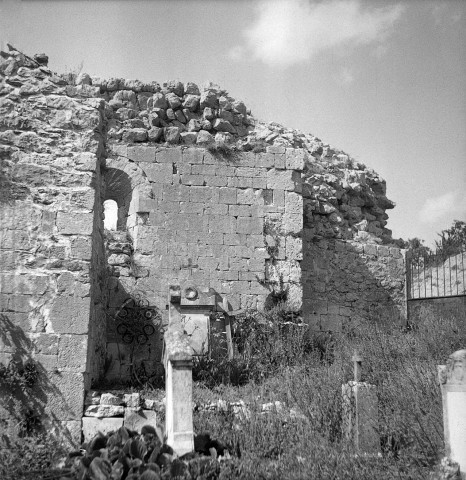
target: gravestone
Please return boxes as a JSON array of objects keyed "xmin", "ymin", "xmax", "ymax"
[
  {"xmin": 438, "ymin": 349, "xmax": 466, "ymax": 478},
  {"xmin": 342, "ymin": 351, "xmax": 380, "ymax": 454}
]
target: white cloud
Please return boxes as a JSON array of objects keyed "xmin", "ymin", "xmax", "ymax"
[
  {"xmin": 335, "ymin": 67, "xmax": 354, "ymax": 85},
  {"xmin": 419, "ymin": 191, "xmax": 466, "ymax": 224},
  {"xmin": 229, "ymin": 0, "xmax": 404, "ymax": 68}
]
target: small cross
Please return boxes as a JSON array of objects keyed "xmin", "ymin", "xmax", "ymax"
[
  {"xmin": 180, "ymin": 257, "xmax": 199, "ymax": 275},
  {"xmin": 352, "ymin": 351, "xmax": 362, "ymax": 382}
]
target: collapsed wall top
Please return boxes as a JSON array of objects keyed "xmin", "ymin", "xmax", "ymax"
[{"xmin": 0, "ymin": 45, "xmax": 397, "ymax": 245}]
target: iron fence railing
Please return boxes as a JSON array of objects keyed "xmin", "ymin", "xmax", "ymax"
[{"xmin": 406, "ymin": 250, "xmax": 466, "ymax": 300}]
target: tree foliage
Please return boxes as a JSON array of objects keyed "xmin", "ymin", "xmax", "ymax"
[
  {"xmin": 402, "ymin": 220, "xmax": 465, "ymax": 260},
  {"xmin": 434, "ymin": 219, "xmax": 466, "ymax": 258}
]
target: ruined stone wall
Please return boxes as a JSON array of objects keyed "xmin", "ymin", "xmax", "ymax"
[
  {"xmin": 103, "ymin": 144, "xmax": 304, "ymax": 380},
  {"xmin": 301, "ymin": 150, "xmax": 406, "ymax": 330},
  {"xmin": 0, "ymin": 45, "xmax": 410, "ymax": 442},
  {"xmin": 302, "ymin": 237, "xmax": 405, "ymax": 330},
  {"xmin": 0, "ymin": 47, "xmax": 106, "ymax": 445}
]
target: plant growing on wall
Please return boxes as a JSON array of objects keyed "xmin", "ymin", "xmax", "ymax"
[{"xmin": 0, "ymin": 356, "xmax": 40, "ymax": 435}]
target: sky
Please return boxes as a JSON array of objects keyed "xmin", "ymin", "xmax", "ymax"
[{"xmin": 1, "ymin": 0, "xmax": 465, "ymax": 247}]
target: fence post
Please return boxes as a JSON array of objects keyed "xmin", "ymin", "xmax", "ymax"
[
  {"xmin": 438, "ymin": 349, "xmax": 466, "ymax": 478},
  {"xmin": 342, "ymin": 351, "xmax": 380, "ymax": 454}
]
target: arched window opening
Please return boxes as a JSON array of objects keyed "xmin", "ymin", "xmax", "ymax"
[{"xmin": 103, "ymin": 199, "xmax": 118, "ymax": 231}]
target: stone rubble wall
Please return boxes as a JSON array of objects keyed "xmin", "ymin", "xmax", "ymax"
[
  {"xmin": 0, "ymin": 46, "xmax": 107, "ymax": 445},
  {"xmin": 302, "ymin": 237, "xmax": 406, "ymax": 330}
]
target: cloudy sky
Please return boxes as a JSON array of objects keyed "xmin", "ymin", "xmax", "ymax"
[{"xmin": 1, "ymin": 0, "xmax": 465, "ymax": 247}]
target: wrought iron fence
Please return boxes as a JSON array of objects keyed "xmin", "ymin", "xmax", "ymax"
[{"xmin": 406, "ymin": 250, "xmax": 466, "ymax": 300}]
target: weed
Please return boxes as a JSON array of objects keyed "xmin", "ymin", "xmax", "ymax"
[{"xmin": 206, "ymin": 142, "xmax": 237, "ymax": 159}]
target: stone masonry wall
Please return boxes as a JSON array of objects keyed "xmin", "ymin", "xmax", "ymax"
[
  {"xmin": 1, "ymin": 45, "xmax": 410, "ymax": 442},
  {"xmin": 103, "ymin": 144, "xmax": 304, "ymax": 380},
  {"xmin": 302, "ymin": 236, "xmax": 406, "ymax": 331},
  {"xmin": 0, "ymin": 46, "xmax": 106, "ymax": 445}
]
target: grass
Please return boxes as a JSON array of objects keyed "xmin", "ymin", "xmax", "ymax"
[
  {"xmin": 1, "ymin": 304, "xmax": 464, "ymax": 479},
  {"xmin": 190, "ymin": 303, "xmax": 464, "ymax": 478}
]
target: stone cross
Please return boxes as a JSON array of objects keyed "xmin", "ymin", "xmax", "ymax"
[
  {"xmin": 352, "ymin": 351, "xmax": 362, "ymax": 382},
  {"xmin": 438, "ymin": 349, "xmax": 466, "ymax": 478},
  {"xmin": 342, "ymin": 351, "xmax": 380, "ymax": 454}
]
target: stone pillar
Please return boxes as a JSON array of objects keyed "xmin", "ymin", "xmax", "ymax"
[
  {"xmin": 163, "ymin": 328, "xmax": 194, "ymax": 456},
  {"xmin": 438, "ymin": 349, "xmax": 466, "ymax": 478},
  {"xmin": 342, "ymin": 352, "xmax": 380, "ymax": 454}
]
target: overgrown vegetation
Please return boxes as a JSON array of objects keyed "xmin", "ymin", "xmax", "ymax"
[
  {"xmin": 191, "ymin": 304, "xmax": 464, "ymax": 479},
  {"xmin": 0, "ymin": 435, "xmax": 68, "ymax": 480},
  {"xmin": 0, "ymin": 357, "xmax": 41, "ymax": 437},
  {"xmin": 206, "ymin": 142, "xmax": 237, "ymax": 159},
  {"xmin": 2, "ymin": 304, "xmax": 464, "ymax": 479}
]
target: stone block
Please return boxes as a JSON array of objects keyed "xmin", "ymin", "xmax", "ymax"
[
  {"xmin": 44, "ymin": 372, "xmax": 86, "ymax": 421},
  {"xmin": 218, "ymin": 187, "xmax": 236, "ymax": 204},
  {"xmin": 204, "ymin": 204, "xmax": 228, "ymax": 215},
  {"xmin": 273, "ymin": 189, "xmax": 285, "ymax": 207},
  {"xmin": 101, "ymin": 393, "xmax": 123, "ymax": 405},
  {"xmin": 84, "ymin": 404, "xmax": 125, "ymax": 417},
  {"xmin": 285, "ymin": 148, "xmax": 306, "ymax": 171},
  {"xmin": 33, "ymin": 353, "xmax": 58, "ymax": 371},
  {"xmin": 162, "ymin": 184, "xmax": 184, "ymax": 202},
  {"xmin": 56, "ymin": 212, "xmax": 94, "ymax": 235},
  {"xmin": 216, "ymin": 165, "xmax": 236, "ymax": 176},
  {"xmin": 75, "ymin": 152, "xmax": 98, "ymax": 172},
  {"xmin": 0, "ymin": 274, "xmax": 48, "ymax": 295},
  {"xmin": 208, "ymin": 215, "xmax": 235, "ymax": 234},
  {"xmin": 237, "ymin": 188, "xmax": 264, "ymax": 206},
  {"xmin": 283, "ymin": 213, "xmax": 303, "ymax": 234},
  {"xmin": 191, "ymin": 164, "xmax": 212, "ymax": 175},
  {"xmin": 82, "ymin": 417, "xmax": 124, "ymax": 442},
  {"xmin": 124, "ymin": 409, "xmax": 158, "ymax": 433},
  {"xmin": 251, "ymin": 177, "xmax": 267, "ymax": 189},
  {"xmin": 254, "ymin": 153, "xmax": 275, "ymax": 168},
  {"xmin": 236, "ymin": 217, "xmax": 263, "ymax": 235},
  {"xmin": 123, "ymin": 393, "xmax": 141, "ymax": 408},
  {"xmin": 70, "ymin": 237, "xmax": 92, "ymax": 260},
  {"xmin": 127, "ymin": 145, "xmax": 156, "ymax": 162},
  {"xmin": 267, "ymin": 145, "xmax": 286, "ymax": 154},
  {"xmin": 56, "ymin": 420, "xmax": 82, "ymax": 448},
  {"xmin": 156, "ymin": 147, "xmax": 183, "ymax": 163},
  {"xmin": 285, "ymin": 192, "xmax": 302, "ymax": 215},
  {"xmin": 189, "ymin": 186, "xmax": 217, "ymax": 204},
  {"xmin": 223, "ymin": 233, "xmax": 244, "ymax": 246},
  {"xmin": 267, "ymin": 169, "xmax": 298, "ymax": 191},
  {"xmin": 204, "ymin": 175, "xmax": 227, "ymax": 187},
  {"xmin": 31, "ymin": 333, "xmax": 59, "ymax": 355},
  {"xmin": 182, "ymin": 147, "xmax": 203, "ymax": 164},
  {"xmin": 363, "ymin": 244, "xmax": 377, "ymax": 256},
  {"xmin": 57, "ymin": 272, "xmax": 90, "ymax": 297},
  {"xmin": 141, "ymin": 163, "xmax": 173, "ymax": 183},
  {"xmin": 0, "ymin": 251, "xmax": 18, "ymax": 270},
  {"xmin": 286, "ymin": 237, "xmax": 303, "ymax": 260},
  {"xmin": 180, "ymin": 202, "xmax": 204, "ymax": 214},
  {"xmin": 8, "ymin": 295, "xmax": 34, "ymax": 312},
  {"xmin": 181, "ymin": 174, "xmax": 204, "ymax": 186},
  {"xmin": 274, "ymin": 154, "xmax": 286, "ymax": 169},
  {"xmin": 49, "ymin": 296, "xmax": 90, "ymax": 334},
  {"xmin": 236, "ymin": 167, "xmax": 265, "ymax": 178}
]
